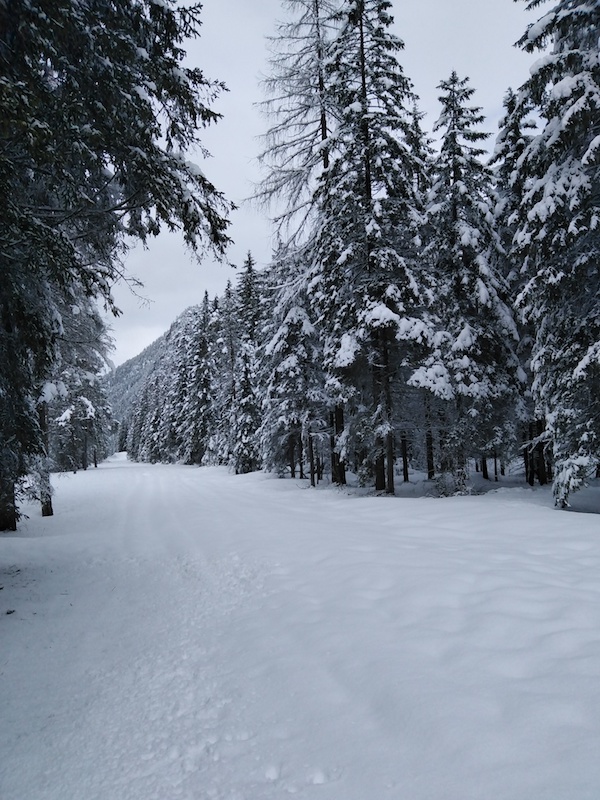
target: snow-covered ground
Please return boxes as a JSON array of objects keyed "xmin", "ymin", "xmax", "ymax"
[{"xmin": 1, "ymin": 455, "xmax": 600, "ymax": 800}]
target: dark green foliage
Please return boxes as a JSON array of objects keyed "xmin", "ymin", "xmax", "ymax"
[
  {"xmin": 501, "ymin": 0, "xmax": 600, "ymax": 503},
  {"xmin": 0, "ymin": 0, "xmax": 231, "ymax": 527}
]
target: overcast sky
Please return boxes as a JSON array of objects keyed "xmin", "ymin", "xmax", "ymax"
[{"xmin": 107, "ymin": 0, "xmax": 538, "ymax": 366}]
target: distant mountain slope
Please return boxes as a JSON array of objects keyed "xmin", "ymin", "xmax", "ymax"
[{"xmin": 104, "ymin": 331, "xmax": 167, "ymax": 428}]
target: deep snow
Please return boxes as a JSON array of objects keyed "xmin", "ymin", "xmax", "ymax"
[{"xmin": 1, "ymin": 455, "xmax": 600, "ymax": 799}]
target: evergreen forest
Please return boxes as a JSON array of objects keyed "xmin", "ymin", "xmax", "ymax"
[{"xmin": 1, "ymin": 0, "xmax": 599, "ymax": 529}]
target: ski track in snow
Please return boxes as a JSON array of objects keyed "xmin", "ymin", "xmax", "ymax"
[{"xmin": 1, "ymin": 454, "xmax": 600, "ymax": 799}]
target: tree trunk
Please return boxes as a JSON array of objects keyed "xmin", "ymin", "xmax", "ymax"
[
  {"xmin": 381, "ymin": 337, "xmax": 395, "ymax": 495},
  {"xmin": 535, "ymin": 419, "xmax": 548, "ymax": 485},
  {"xmin": 0, "ymin": 471, "xmax": 17, "ymax": 531},
  {"xmin": 375, "ymin": 450, "xmax": 385, "ymax": 491},
  {"xmin": 38, "ymin": 402, "xmax": 53, "ymax": 517},
  {"xmin": 439, "ymin": 428, "xmax": 451, "ymax": 474},
  {"xmin": 493, "ymin": 451, "xmax": 499, "ymax": 482},
  {"xmin": 288, "ymin": 436, "xmax": 296, "ymax": 478},
  {"xmin": 308, "ymin": 433, "xmax": 316, "ymax": 488},
  {"xmin": 299, "ymin": 438, "xmax": 305, "ymax": 479},
  {"xmin": 82, "ymin": 432, "xmax": 88, "ymax": 471},
  {"xmin": 317, "ymin": 453, "xmax": 324, "ymax": 482},
  {"xmin": 333, "ymin": 405, "xmax": 346, "ymax": 485},
  {"xmin": 373, "ymin": 357, "xmax": 385, "ymax": 492},
  {"xmin": 385, "ymin": 431, "xmax": 395, "ymax": 494},
  {"xmin": 481, "ymin": 456, "xmax": 489, "ymax": 480},
  {"xmin": 526, "ymin": 424, "xmax": 535, "ymax": 486},
  {"xmin": 401, "ymin": 433, "xmax": 409, "ymax": 483},
  {"xmin": 423, "ymin": 393, "xmax": 436, "ymax": 480},
  {"xmin": 329, "ymin": 411, "xmax": 337, "ymax": 483}
]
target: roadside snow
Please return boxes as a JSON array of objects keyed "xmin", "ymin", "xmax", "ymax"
[{"xmin": 1, "ymin": 454, "xmax": 600, "ymax": 799}]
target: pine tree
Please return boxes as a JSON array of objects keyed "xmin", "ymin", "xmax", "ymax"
[
  {"xmin": 0, "ymin": 0, "xmax": 232, "ymax": 528},
  {"xmin": 257, "ymin": 0, "xmax": 347, "ymax": 484},
  {"xmin": 492, "ymin": 88, "xmax": 542, "ymax": 486},
  {"xmin": 256, "ymin": 0, "xmax": 339, "ymax": 243},
  {"xmin": 177, "ymin": 295, "xmax": 215, "ymax": 465},
  {"xmin": 410, "ymin": 72, "xmax": 521, "ymax": 491},
  {"xmin": 259, "ymin": 251, "xmax": 327, "ymax": 482},
  {"xmin": 206, "ymin": 282, "xmax": 239, "ymax": 466},
  {"xmin": 229, "ymin": 254, "xmax": 263, "ymax": 474},
  {"xmin": 46, "ymin": 287, "xmax": 114, "ymax": 477},
  {"xmin": 308, "ymin": 0, "xmax": 429, "ymax": 493},
  {"xmin": 501, "ymin": 0, "xmax": 600, "ymax": 505}
]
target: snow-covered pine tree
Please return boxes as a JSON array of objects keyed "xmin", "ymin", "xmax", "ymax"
[
  {"xmin": 23, "ymin": 285, "xmax": 113, "ymax": 517},
  {"xmin": 491, "ymin": 88, "xmax": 544, "ymax": 486},
  {"xmin": 124, "ymin": 301, "xmax": 217, "ymax": 466},
  {"xmin": 176, "ymin": 294, "xmax": 215, "ymax": 465},
  {"xmin": 46, "ymin": 293, "xmax": 114, "ymax": 474},
  {"xmin": 256, "ymin": 0, "xmax": 340, "ymax": 244},
  {"xmin": 502, "ymin": 0, "xmax": 600, "ymax": 505},
  {"xmin": 229, "ymin": 254, "xmax": 263, "ymax": 474},
  {"xmin": 259, "ymin": 250, "xmax": 327, "ymax": 483},
  {"xmin": 308, "ymin": 0, "xmax": 429, "ymax": 493},
  {"xmin": 258, "ymin": 0, "xmax": 351, "ymax": 484},
  {"xmin": 205, "ymin": 283, "xmax": 239, "ymax": 466},
  {"xmin": 0, "ymin": 0, "xmax": 232, "ymax": 529},
  {"xmin": 410, "ymin": 72, "xmax": 521, "ymax": 492}
]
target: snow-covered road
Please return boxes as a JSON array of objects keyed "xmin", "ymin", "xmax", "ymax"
[{"xmin": 2, "ymin": 455, "xmax": 600, "ymax": 799}]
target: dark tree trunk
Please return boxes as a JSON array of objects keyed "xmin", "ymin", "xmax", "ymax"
[
  {"xmin": 401, "ymin": 433, "xmax": 409, "ymax": 483},
  {"xmin": 439, "ymin": 429, "xmax": 451, "ymax": 474},
  {"xmin": 308, "ymin": 433, "xmax": 316, "ymax": 488},
  {"xmin": 481, "ymin": 456, "xmax": 489, "ymax": 481},
  {"xmin": 0, "ymin": 473, "xmax": 17, "ymax": 531},
  {"xmin": 299, "ymin": 439, "xmax": 305, "ymax": 480},
  {"xmin": 455, "ymin": 446, "xmax": 467, "ymax": 492},
  {"xmin": 381, "ymin": 338, "xmax": 395, "ymax": 495},
  {"xmin": 93, "ymin": 447, "xmax": 98, "ymax": 468},
  {"xmin": 426, "ymin": 428, "xmax": 435, "ymax": 480},
  {"xmin": 329, "ymin": 411, "xmax": 337, "ymax": 483},
  {"xmin": 493, "ymin": 451, "xmax": 499, "ymax": 482},
  {"xmin": 372, "ymin": 356, "xmax": 385, "ymax": 491},
  {"xmin": 288, "ymin": 436, "xmax": 296, "ymax": 478},
  {"xmin": 332, "ymin": 405, "xmax": 346, "ymax": 485},
  {"xmin": 385, "ymin": 431, "xmax": 395, "ymax": 494},
  {"xmin": 82, "ymin": 432, "xmax": 88, "ymax": 471},
  {"xmin": 535, "ymin": 419, "xmax": 548, "ymax": 485},
  {"xmin": 38, "ymin": 402, "xmax": 53, "ymax": 517},
  {"xmin": 375, "ymin": 451, "xmax": 386, "ymax": 491},
  {"xmin": 424, "ymin": 393, "xmax": 435, "ymax": 480},
  {"xmin": 527, "ymin": 424, "xmax": 535, "ymax": 486},
  {"xmin": 536, "ymin": 451, "xmax": 548, "ymax": 485}
]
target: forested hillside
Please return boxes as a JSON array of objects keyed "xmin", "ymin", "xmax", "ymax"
[{"xmin": 104, "ymin": 335, "xmax": 167, "ymax": 446}]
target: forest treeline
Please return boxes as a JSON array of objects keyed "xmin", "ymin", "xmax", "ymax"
[
  {"xmin": 109, "ymin": 0, "xmax": 599, "ymax": 505},
  {"xmin": 1, "ymin": 0, "xmax": 598, "ymax": 528}
]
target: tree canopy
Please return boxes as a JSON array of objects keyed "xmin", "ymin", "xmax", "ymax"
[{"xmin": 0, "ymin": 0, "xmax": 232, "ymax": 528}]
